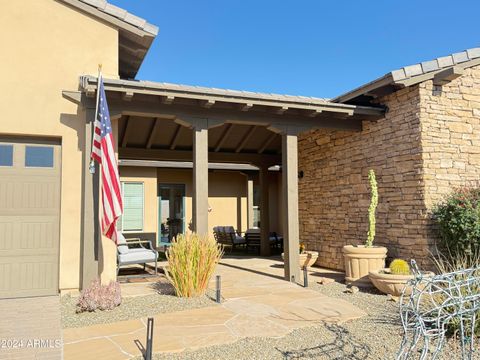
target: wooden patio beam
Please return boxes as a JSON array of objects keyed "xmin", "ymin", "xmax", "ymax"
[
  {"xmin": 108, "ymin": 101, "xmax": 365, "ymax": 132},
  {"xmin": 119, "ymin": 147, "xmax": 281, "ymax": 166}
]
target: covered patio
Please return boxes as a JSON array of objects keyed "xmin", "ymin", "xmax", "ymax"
[{"xmin": 74, "ymin": 76, "xmax": 384, "ymax": 287}]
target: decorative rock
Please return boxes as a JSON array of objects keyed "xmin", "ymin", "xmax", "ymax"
[
  {"xmin": 345, "ymin": 285, "xmax": 359, "ymax": 294},
  {"xmin": 317, "ymin": 277, "xmax": 335, "ymax": 285}
]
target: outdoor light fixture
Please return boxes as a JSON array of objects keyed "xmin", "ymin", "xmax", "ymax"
[{"xmin": 216, "ymin": 275, "xmax": 221, "ymax": 303}]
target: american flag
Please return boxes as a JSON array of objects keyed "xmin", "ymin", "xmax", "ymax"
[{"xmin": 91, "ymin": 74, "xmax": 123, "ymax": 243}]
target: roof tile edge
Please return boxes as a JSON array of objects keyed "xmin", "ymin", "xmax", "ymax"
[{"xmin": 77, "ymin": 0, "xmax": 158, "ymax": 35}]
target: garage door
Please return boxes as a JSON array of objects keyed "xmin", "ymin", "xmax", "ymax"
[{"xmin": 0, "ymin": 138, "xmax": 61, "ymax": 298}]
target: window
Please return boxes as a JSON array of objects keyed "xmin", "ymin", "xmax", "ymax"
[
  {"xmin": 0, "ymin": 144, "xmax": 13, "ymax": 166},
  {"xmin": 25, "ymin": 146, "xmax": 54, "ymax": 167},
  {"xmin": 121, "ymin": 182, "xmax": 144, "ymax": 232}
]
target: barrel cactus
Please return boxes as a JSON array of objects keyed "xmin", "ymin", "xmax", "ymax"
[{"xmin": 389, "ymin": 259, "xmax": 410, "ymax": 275}]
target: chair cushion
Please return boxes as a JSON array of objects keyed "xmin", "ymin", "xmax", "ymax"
[
  {"xmin": 118, "ymin": 249, "xmax": 157, "ymax": 264},
  {"xmin": 117, "ymin": 232, "xmax": 129, "ymax": 254},
  {"xmin": 233, "ymin": 235, "xmax": 246, "ymax": 244},
  {"xmin": 269, "ymin": 236, "xmax": 278, "ymax": 242},
  {"xmin": 224, "ymin": 226, "xmax": 235, "ymax": 234}
]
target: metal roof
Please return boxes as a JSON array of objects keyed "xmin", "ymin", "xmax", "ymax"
[
  {"xmin": 80, "ymin": 76, "xmax": 330, "ymax": 105},
  {"xmin": 75, "ymin": 0, "xmax": 158, "ymax": 35},
  {"xmin": 334, "ymin": 47, "xmax": 480, "ymax": 105}
]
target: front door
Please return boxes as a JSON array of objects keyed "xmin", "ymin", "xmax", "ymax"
[{"xmin": 158, "ymin": 184, "xmax": 185, "ymax": 243}]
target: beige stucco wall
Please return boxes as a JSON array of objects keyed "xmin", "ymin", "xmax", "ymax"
[
  {"xmin": 0, "ymin": 0, "xmax": 119, "ymax": 291},
  {"xmin": 120, "ymin": 167, "xmax": 159, "ymax": 234},
  {"xmin": 155, "ymin": 169, "xmax": 249, "ymax": 238}
]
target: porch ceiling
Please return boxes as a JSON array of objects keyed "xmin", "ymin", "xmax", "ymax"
[{"xmin": 119, "ymin": 116, "xmax": 281, "ymax": 154}]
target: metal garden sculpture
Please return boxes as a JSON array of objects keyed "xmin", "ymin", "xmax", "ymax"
[{"xmin": 397, "ymin": 260, "xmax": 479, "ymax": 360}]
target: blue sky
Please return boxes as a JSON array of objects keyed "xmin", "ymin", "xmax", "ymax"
[{"xmin": 110, "ymin": 0, "xmax": 479, "ymax": 99}]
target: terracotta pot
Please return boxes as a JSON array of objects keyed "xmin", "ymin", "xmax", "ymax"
[
  {"xmin": 368, "ymin": 269, "xmax": 435, "ymax": 297},
  {"xmin": 281, "ymin": 251, "xmax": 319, "ymax": 268},
  {"xmin": 343, "ymin": 245, "xmax": 387, "ymax": 287}
]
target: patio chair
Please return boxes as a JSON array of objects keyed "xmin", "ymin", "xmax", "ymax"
[
  {"xmin": 116, "ymin": 232, "xmax": 158, "ymax": 276},
  {"xmin": 245, "ymin": 228, "xmax": 283, "ymax": 253},
  {"xmin": 213, "ymin": 226, "xmax": 246, "ymax": 251}
]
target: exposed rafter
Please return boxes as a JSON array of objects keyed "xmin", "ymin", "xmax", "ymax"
[
  {"xmin": 214, "ymin": 124, "xmax": 234, "ymax": 152},
  {"xmin": 169, "ymin": 124, "xmax": 183, "ymax": 150},
  {"xmin": 276, "ymin": 106, "xmax": 288, "ymax": 115},
  {"xmin": 121, "ymin": 116, "xmax": 131, "ymax": 147},
  {"xmin": 201, "ymin": 99, "xmax": 216, "ymax": 108},
  {"xmin": 258, "ymin": 132, "xmax": 277, "ymax": 154},
  {"xmin": 162, "ymin": 95, "xmax": 175, "ymax": 105},
  {"xmin": 307, "ymin": 109, "xmax": 323, "ymax": 118},
  {"xmin": 122, "ymin": 91, "xmax": 134, "ymax": 102},
  {"xmin": 146, "ymin": 118, "xmax": 160, "ymax": 149},
  {"xmin": 235, "ymin": 126, "xmax": 256, "ymax": 153},
  {"xmin": 240, "ymin": 103, "xmax": 254, "ymax": 112}
]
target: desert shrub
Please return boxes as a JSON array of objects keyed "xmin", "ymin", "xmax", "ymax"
[
  {"xmin": 430, "ymin": 240, "xmax": 480, "ymax": 337},
  {"xmin": 389, "ymin": 259, "xmax": 410, "ymax": 275},
  {"xmin": 165, "ymin": 233, "xmax": 223, "ymax": 297},
  {"xmin": 432, "ymin": 186, "xmax": 480, "ymax": 266},
  {"xmin": 76, "ymin": 279, "xmax": 122, "ymax": 313}
]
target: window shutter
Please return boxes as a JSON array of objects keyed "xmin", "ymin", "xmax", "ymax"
[{"xmin": 121, "ymin": 182, "xmax": 144, "ymax": 231}]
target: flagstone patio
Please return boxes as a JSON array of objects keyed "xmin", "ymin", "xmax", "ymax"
[{"xmin": 63, "ymin": 257, "xmax": 365, "ymax": 359}]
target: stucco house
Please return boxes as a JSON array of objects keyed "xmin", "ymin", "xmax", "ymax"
[{"xmin": 0, "ymin": 0, "xmax": 478, "ymax": 298}]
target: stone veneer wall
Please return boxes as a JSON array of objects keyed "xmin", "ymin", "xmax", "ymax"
[
  {"xmin": 298, "ymin": 65, "xmax": 480, "ymax": 270},
  {"xmin": 420, "ymin": 65, "xmax": 480, "ymax": 249}
]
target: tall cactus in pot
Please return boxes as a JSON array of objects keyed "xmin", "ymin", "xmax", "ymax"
[
  {"xmin": 343, "ymin": 168, "xmax": 387, "ymax": 287},
  {"xmin": 366, "ymin": 169, "xmax": 378, "ymax": 247}
]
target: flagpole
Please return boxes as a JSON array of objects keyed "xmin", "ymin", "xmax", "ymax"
[{"xmin": 89, "ymin": 64, "xmax": 102, "ymax": 174}]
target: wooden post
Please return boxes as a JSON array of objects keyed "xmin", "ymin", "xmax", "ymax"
[
  {"xmin": 282, "ymin": 130, "xmax": 300, "ymax": 283},
  {"xmin": 80, "ymin": 108, "xmax": 100, "ymax": 289},
  {"xmin": 259, "ymin": 165, "xmax": 270, "ymax": 256},
  {"xmin": 192, "ymin": 120, "xmax": 209, "ymax": 235},
  {"xmin": 247, "ymin": 178, "xmax": 254, "ymax": 229}
]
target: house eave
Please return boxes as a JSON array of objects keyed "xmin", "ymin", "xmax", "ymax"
[{"xmin": 79, "ymin": 75, "xmax": 386, "ymax": 118}]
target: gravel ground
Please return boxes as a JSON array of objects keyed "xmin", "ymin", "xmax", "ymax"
[
  {"xmin": 61, "ymin": 283, "xmax": 217, "ymax": 328},
  {"xmin": 143, "ymin": 278, "xmax": 473, "ymax": 360}
]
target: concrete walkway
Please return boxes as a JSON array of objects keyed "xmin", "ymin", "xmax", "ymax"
[
  {"xmin": 63, "ymin": 257, "xmax": 365, "ymax": 359},
  {"xmin": 0, "ymin": 296, "xmax": 62, "ymax": 360}
]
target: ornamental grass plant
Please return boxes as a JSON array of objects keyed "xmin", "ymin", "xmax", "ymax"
[{"xmin": 165, "ymin": 233, "xmax": 224, "ymax": 298}]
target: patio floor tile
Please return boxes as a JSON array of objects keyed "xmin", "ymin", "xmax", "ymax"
[
  {"xmin": 63, "ymin": 319, "xmax": 145, "ymax": 343},
  {"xmin": 64, "ymin": 338, "xmax": 126, "ymax": 360},
  {"xmin": 62, "ymin": 257, "xmax": 365, "ymax": 358}
]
